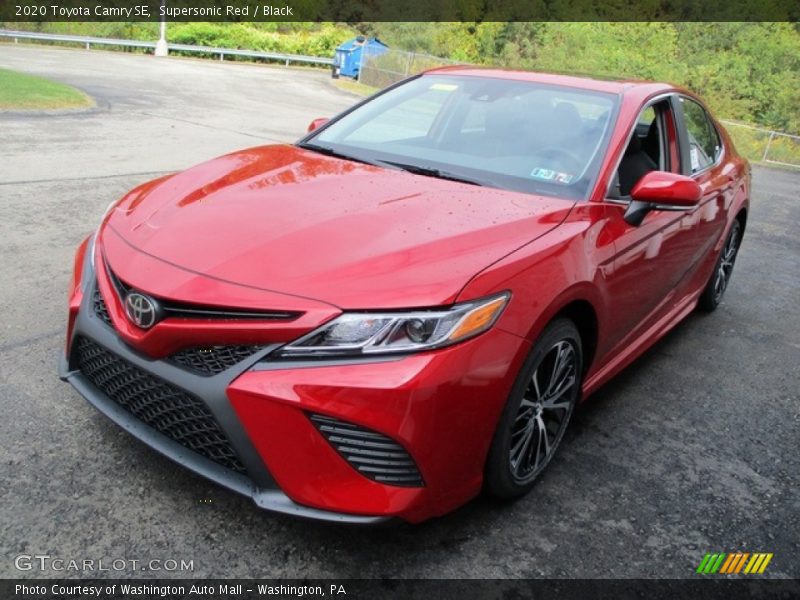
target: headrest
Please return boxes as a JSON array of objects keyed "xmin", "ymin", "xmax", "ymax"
[
  {"xmin": 552, "ymin": 102, "xmax": 581, "ymax": 129},
  {"xmin": 485, "ymin": 98, "xmax": 523, "ymax": 136}
]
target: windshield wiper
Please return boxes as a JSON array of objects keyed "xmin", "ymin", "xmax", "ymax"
[
  {"xmin": 375, "ymin": 160, "xmax": 487, "ymax": 187},
  {"xmin": 296, "ymin": 142, "xmax": 380, "ymax": 167}
]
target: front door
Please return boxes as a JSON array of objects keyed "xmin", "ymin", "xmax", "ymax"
[{"xmin": 600, "ymin": 95, "xmax": 700, "ymax": 355}]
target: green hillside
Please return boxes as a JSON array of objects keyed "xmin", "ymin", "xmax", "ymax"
[{"xmin": 4, "ymin": 22, "xmax": 798, "ymax": 133}]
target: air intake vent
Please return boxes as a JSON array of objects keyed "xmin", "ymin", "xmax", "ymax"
[
  {"xmin": 309, "ymin": 414, "xmax": 423, "ymax": 487},
  {"xmin": 92, "ymin": 284, "xmax": 113, "ymax": 327},
  {"xmin": 74, "ymin": 336, "xmax": 246, "ymax": 474},
  {"xmin": 170, "ymin": 345, "xmax": 263, "ymax": 376}
]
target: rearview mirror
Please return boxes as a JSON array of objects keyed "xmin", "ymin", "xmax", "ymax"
[
  {"xmin": 307, "ymin": 118, "xmax": 329, "ymax": 133},
  {"xmin": 624, "ymin": 171, "xmax": 702, "ymax": 226}
]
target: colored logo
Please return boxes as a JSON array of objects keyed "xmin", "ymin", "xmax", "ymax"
[{"xmin": 696, "ymin": 552, "xmax": 773, "ymax": 574}]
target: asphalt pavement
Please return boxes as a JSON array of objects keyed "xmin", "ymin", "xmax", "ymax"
[{"xmin": 0, "ymin": 44, "xmax": 798, "ymax": 579}]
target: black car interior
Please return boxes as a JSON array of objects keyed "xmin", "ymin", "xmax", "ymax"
[{"xmin": 611, "ymin": 101, "xmax": 670, "ymax": 198}]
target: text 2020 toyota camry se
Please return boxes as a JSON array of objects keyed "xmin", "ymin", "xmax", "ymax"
[{"xmin": 60, "ymin": 68, "xmax": 749, "ymax": 523}]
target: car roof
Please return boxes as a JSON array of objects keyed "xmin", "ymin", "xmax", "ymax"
[{"xmin": 425, "ymin": 66, "xmax": 675, "ymax": 99}]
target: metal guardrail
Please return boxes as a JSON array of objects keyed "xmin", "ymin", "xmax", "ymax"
[{"xmin": 0, "ymin": 29, "xmax": 334, "ymax": 67}]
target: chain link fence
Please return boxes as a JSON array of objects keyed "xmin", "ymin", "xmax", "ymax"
[
  {"xmin": 357, "ymin": 46, "xmax": 462, "ymax": 89},
  {"xmin": 719, "ymin": 120, "xmax": 800, "ymax": 169}
]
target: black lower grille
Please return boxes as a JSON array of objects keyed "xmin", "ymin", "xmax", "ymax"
[
  {"xmin": 74, "ymin": 336, "xmax": 246, "ymax": 474},
  {"xmin": 310, "ymin": 414, "xmax": 424, "ymax": 487},
  {"xmin": 92, "ymin": 285, "xmax": 113, "ymax": 327},
  {"xmin": 170, "ymin": 345, "xmax": 263, "ymax": 376}
]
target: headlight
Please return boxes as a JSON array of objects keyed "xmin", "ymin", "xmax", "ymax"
[
  {"xmin": 80, "ymin": 233, "xmax": 97, "ymax": 292},
  {"xmin": 274, "ymin": 292, "xmax": 510, "ymax": 359},
  {"xmin": 81, "ymin": 200, "xmax": 116, "ymax": 291}
]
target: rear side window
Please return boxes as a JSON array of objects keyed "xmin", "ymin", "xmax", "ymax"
[{"xmin": 680, "ymin": 97, "xmax": 722, "ymax": 173}]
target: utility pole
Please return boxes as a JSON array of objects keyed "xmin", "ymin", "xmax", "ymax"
[{"xmin": 155, "ymin": 0, "xmax": 168, "ymax": 57}]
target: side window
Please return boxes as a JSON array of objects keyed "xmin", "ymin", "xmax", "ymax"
[
  {"xmin": 611, "ymin": 99, "xmax": 673, "ymax": 198},
  {"xmin": 637, "ymin": 107, "xmax": 656, "ymax": 132},
  {"xmin": 680, "ymin": 97, "xmax": 722, "ymax": 173}
]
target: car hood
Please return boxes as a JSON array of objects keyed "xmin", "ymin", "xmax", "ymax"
[{"xmin": 104, "ymin": 144, "xmax": 574, "ymax": 309}]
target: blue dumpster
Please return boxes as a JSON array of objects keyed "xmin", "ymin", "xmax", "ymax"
[{"xmin": 332, "ymin": 36, "xmax": 389, "ymax": 79}]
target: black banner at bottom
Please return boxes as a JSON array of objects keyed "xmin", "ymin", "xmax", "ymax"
[{"xmin": 3, "ymin": 579, "xmax": 800, "ymax": 600}]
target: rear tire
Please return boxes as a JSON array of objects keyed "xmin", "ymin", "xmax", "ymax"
[
  {"xmin": 698, "ymin": 219, "xmax": 742, "ymax": 312},
  {"xmin": 484, "ymin": 318, "xmax": 583, "ymax": 499}
]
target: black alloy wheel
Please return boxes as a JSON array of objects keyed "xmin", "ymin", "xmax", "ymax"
[{"xmin": 485, "ymin": 318, "xmax": 583, "ymax": 498}]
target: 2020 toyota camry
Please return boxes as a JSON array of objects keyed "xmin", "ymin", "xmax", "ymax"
[{"xmin": 60, "ymin": 68, "xmax": 749, "ymax": 523}]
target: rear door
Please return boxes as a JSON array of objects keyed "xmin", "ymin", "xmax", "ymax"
[{"xmin": 674, "ymin": 95, "xmax": 735, "ymax": 262}]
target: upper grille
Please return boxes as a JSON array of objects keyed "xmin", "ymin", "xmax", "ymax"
[
  {"xmin": 92, "ymin": 285, "xmax": 113, "ymax": 327},
  {"xmin": 170, "ymin": 345, "xmax": 263, "ymax": 376},
  {"xmin": 74, "ymin": 336, "xmax": 246, "ymax": 474},
  {"xmin": 105, "ymin": 263, "xmax": 300, "ymax": 322},
  {"xmin": 310, "ymin": 414, "xmax": 424, "ymax": 487}
]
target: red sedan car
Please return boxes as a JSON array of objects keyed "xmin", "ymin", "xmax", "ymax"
[{"xmin": 61, "ymin": 68, "xmax": 749, "ymax": 523}]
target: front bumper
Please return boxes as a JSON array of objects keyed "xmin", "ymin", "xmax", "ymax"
[
  {"xmin": 62, "ymin": 247, "xmax": 529, "ymax": 523},
  {"xmin": 60, "ymin": 292, "xmax": 388, "ymax": 524}
]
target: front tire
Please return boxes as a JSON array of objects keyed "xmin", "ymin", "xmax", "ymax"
[
  {"xmin": 485, "ymin": 318, "xmax": 583, "ymax": 499},
  {"xmin": 698, "ymin": 219, "xmax": 742, "ymax": 312}
]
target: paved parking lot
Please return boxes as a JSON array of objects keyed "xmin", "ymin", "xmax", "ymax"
[{"xmin": 0, "ymin": 45, "xmax": 798, "ymax": 579}]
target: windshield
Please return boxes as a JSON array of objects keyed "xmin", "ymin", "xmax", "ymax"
[{"xmin": 305, "ymin": 74, "xmax": 619, "ymax": 200}]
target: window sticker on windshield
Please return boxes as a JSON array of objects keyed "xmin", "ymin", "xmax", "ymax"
[
  {"xmin": 429, "ymin": 83, "xmax": 458, "ymax": 92},
  {"xmin": 530, "ymin": 168, "xmax": 574, "ymax": 184}
]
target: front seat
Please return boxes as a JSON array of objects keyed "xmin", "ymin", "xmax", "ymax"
[
  {"xmin": 618, "ymin": 135, "xmax": 658, "ymax": 196},
  {"xmin": 642, "ymin": 120, "xmax": 661, "ymax": 166},
  {"xmin": 483, "ymin": 98, "xmax": 526, "ymax": 156}
]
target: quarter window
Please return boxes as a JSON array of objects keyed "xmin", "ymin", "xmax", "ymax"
[{"xmin": 680, "ymin": 97, "xmax": 721, "ymax": 173}]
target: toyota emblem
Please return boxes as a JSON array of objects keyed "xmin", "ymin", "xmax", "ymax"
[{"xmin": 124, "ymin": 292, "xmax": 160, "ymax": 329}]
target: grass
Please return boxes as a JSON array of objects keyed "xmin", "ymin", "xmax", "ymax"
[
  {"xmin": 0, "ymin": 68, "xmax": 93, "ymax": 110},
  {"xmin": 722, "ymin": 121, "xmax": 800, "ymax": 169},
  {"xmin": 333, "ymin": 78, "xmax": 379, "ymax": 97}
]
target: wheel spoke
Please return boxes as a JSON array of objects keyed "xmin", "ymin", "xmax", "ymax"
[
  {"xmin": 530, "ymin": 367, "xmax": 542, "ymax": 401},
  {"xmin": 510, "ymin": 424, "xmax": 534, "ymax": 474},
  {"xmin": 544, "ymin": 400, "xmax": 571, "ymax": 412},
  {"xmin": 535, "ymin": 415, "xmax": 550, "ymax": 467},
  {"xmin": 543, "ymin": 342, "xmax": 573, "ymax": 398},
  {"xmin": 542, "ymin": 378, "xmax": 575, "ymax": 410},
  {"xmin": 514, "ymin": 408, "xmax": 533, "ymax": 424},
  {"xmin": 714, "ymin": 265, "xmax": 726, "ymax": 297}
]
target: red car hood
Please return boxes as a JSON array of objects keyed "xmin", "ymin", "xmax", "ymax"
[{"xmin": 103, "ymin": 145, "xmax": 574, "ymax": 309}]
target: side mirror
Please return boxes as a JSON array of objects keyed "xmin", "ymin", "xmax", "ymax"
[
  {"xmin": 307, "ymin": 118, "xmax": 329, "ymax": 133},
  {"xmin": 631, "ymin": 171, "xmax": 702, "ymax": 206},
  {"xmin": 624, "ymin": 171, "xmax": 702, "ymax": 226}
]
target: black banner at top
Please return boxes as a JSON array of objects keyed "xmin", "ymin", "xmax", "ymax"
[{"xmin": 1, "ymin": 0, "xmax": 798, "ymax": 22}]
